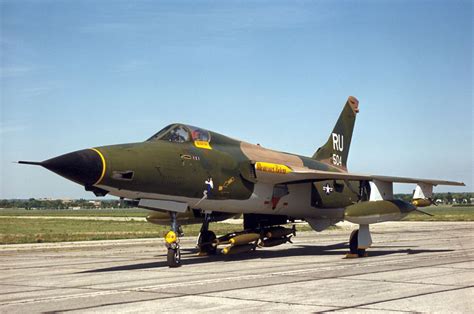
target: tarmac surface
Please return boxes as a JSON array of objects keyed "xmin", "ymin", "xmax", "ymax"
[{"xmin": 0, "ymin": 221, "xmax": 473, "ymax": 313}]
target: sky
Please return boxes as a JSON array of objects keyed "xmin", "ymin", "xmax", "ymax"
[{"xmin": 0, "ymin": 0, "xmax": 472, "ymax": 199}]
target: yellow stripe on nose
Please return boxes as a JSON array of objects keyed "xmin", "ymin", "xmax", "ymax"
[{"xmin": 90, "ymin": 148, "xmax": 106, "ymax": 185}]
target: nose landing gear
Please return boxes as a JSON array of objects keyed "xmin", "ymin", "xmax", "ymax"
[{"xmin": 165, "ymin": 212, "xmax": 181, "ymax": 267}]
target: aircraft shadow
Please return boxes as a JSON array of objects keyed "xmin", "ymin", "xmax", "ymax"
[{"xmin": 80, "ymin": 243, "xmax": 454, "ymax": 273}]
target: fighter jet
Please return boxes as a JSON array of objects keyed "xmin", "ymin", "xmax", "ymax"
[{"xmin": 19, "ymin": 96, "xmax": 465, "ymax": 267}]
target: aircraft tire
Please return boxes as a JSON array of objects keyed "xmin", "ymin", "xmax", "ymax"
[
  {"xmin": 349, "ymin": 229, "xmax": 366, "ymax": 257},
  {"xmin": 199, "ymin": 231, "xmax": 217, "ymax": 255},
  {"xmin": 167, "ymin": 247, "xmax": 181, "ymax": 267}
]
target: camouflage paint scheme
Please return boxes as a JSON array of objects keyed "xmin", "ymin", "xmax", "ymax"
[
  {"xmin": 91, "ymin": 98, "xmax": 364, "ymax": 224},
  {"xmin": 20, "ymin": 96, "xmax": 464, "ymax": 228},
  {"xmin": 19, "ymin": 96, "xmax": 466, "ymax": 266}
]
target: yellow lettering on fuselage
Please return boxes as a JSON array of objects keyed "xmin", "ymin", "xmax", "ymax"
[{"xmin": 255, "ymin": 162, "xmax": 292, "ymax": 174}]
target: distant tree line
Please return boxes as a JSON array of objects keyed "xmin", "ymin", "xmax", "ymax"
[
  {"xmin": 395, "ymin": 192, "xmax": 473, "ymax": 204},
  {"xmin": 1, "ymin": 192, "xmax": 472, "ymax": 210},
  {"xmin": 0, "ymin": 199, "xmax": 134, "ymax": 209}
]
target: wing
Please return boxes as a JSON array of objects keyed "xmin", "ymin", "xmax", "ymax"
[{"xmin": 253, "ymin": 163, "xmax": 465, "ymax": 187}]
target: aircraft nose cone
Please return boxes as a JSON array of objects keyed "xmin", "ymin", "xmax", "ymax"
[{"xmin": 42, "ymin": 149, "xmax": 104, "ymax": 186}]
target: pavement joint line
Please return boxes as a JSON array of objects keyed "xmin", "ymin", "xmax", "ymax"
[
  {"xmin": 0, "ymin": 251, "xmax": 469, "ymax": 288},
  {"xmin": 0, "ymin": 287, "xmax": 54, "ymax": 296},
  {"xmin": 191, "ymin": 293, "xmax": 342, "ymax": 310},
  {"xmin": 353, "ymin": 307, "xmax": 415, "ymax": 313},
  {"xmin": 3, "ymin": 257, "xmax": 468, "ymax": 307},
  {"xmin": 98, "ymin": 273, "xmax": 471, "ymax": 314},
  {"xmin": 3, "ymin": 281, "xmax": 342, "ymax": 312},
  {"xmin": 50, "ymin": 294, "xmax": 184, "ymax": 313},
  {"xmin": 0, "ymin": 289, "xmax": 137, "ymax": 306},
  {"xmin": 322, "ymin": 284, "xmax": 474, "ymax": 313},
  {"xmin": 401, "ymin": 269, "xmax": 474, "ymax": 283},
  {"xmin": 1, "ymin": 222, "xmax": 472, "ymax": 312},
  {"xmin": 55, "ymin": 290, "xmax": 337, "ymax": 313},
  {"xmin": 174, "ymin": 259, "xmax": 474, "ymax": 297},
  {"xmin": 0, "ymin": 252, "xmax": 368, "ymax": 273},
  {"xmin": 0, "ymin": 257, "xmax": 162, "ymax": 271},
  {"xmin": 55, "ymin": 280, "xmax": 474, "ymax": 313},
  {"xmin": 105, "ymin": 262, "xmax": 437, "ymax": 291},
  {"xmin": 1, "ymin": 251, "xmax": 470, "ymax": 287},
  {"xmin": 334, "ymin": 277, "xmax": 467, "ymax": 289},
  {"xmin": 434, "ymin": 266, "xmax": 473, "ymax": 270},
  {"xmin": 54, "ymin": 286, "xmax": 343, "ymax": 313}
]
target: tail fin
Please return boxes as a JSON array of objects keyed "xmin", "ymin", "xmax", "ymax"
[{"xmin": 312, "ymin": 96, "xmax": 359, "ymax": 171}]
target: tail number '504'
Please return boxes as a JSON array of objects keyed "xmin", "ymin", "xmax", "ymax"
[{"xmin": 332, "ymin": 154, "xmax": 342, "ymax": 166}]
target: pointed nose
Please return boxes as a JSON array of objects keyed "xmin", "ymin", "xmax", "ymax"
[{"xmin": 42, "ymin": 149, "xmax": 105, "ymax": 186}]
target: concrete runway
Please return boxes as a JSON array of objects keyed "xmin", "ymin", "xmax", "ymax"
[{"xmin": 1, "ymin": 221, "xmax": 473, "ymax": 313}]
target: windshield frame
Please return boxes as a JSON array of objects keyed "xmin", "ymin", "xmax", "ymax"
[{"xmin": 146, "ymin": 124, "xmax": 212, "ymax": 145}]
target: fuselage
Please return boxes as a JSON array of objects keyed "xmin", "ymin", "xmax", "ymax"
[
  {"xmin": 21, "ymin": 97, "xmax": 437, "ymax": 230},
  {"xmin": 91, "ymin": 124, "xmax": 363, "ymax": 221}
]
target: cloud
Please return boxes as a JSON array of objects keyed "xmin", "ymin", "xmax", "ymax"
[
  {"xmin": 0, "ymin": 122, "xmax": 28, "ymax": 135},
  {"xmin": 79, "ymin": 22, "xmax": 139, "ymax": 34},
  {"xmin": 0, "ymin": 65, "xmax": 34, "ymax": 78},
  {"xmin": 78, "ymin": 4, "xmax": 315, "ymax": 37},
  {"xmin": 21, "ymin": 84, "xmax": 58, "ymax": 96},
  {"xmin": 112, "ymin": 60, "xmax": 149, "ymax": 73}
]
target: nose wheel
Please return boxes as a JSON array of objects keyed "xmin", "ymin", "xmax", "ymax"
[
  {"xmin": 166, "ymin": 242, "xmax": 181, "ymax": 267},
  {"xmin": 165, "ymin": 212, "xmax": 181, "ymax": 267}
]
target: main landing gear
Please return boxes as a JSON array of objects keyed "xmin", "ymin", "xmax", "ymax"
[
  {"xmin": 348, "ymin": 230, "xmax": 366, "ymax": 257},
  {"xmin": 347, "ymin": 224, "xmax": 372, "ymax": 258},
  {"xmin": 197, "ymin": 213, "xmax": 217, "ymax": 255},
  {"xmin": 165, "ymin": 212, "xmax": 181, "ymax": 267}
]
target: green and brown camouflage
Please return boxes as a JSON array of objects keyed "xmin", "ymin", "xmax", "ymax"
[
  {"xmin": 19, "ymin": 96, "xmax": 465, "ymax": 265},
  {"xmin": 19, "ymin": 96, "xmax": 463, "ymax": 222},
  {"xmin": 312, "ymin": 96, "xmax": 359, "ymax": 172},
  {"xmin": 86, "ymin": 96, "xmax": 359, "ymax": 208},
  {"xmin": 344, "ymin": 199, "xmax": 417, "ymax": 224}
]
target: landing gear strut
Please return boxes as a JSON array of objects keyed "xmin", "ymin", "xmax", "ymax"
[
  {"xmin": 165, "ymin": 212, "xmax": 181, "ymax": 267},
  {"xmin": 197, "ymin": 213, "xmax": 217, "ymax": 255}
]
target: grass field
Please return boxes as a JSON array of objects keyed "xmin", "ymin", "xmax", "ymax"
[
  {"xmin": 0, "ymin": 218, "xmax": 272, "ymax": 244},
  {"xmin": 0, "ymin": 219, "xmax": 314, "ymax": 245},
  {"xmin": 0, "ymin": 206, "xmax": 472, "ymax": 244},
  {"xmin": 0, "ymin": 208, "xmax": 150, "ymax": 217},
  {"xmin": 402, "ymin": 205, "xmax": 474, "ymax": 221}
]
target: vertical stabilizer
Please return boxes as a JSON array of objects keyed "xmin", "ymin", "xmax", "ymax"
[{"xmin": 312, "ymin": 96, "xmax": 359, "ymax": 171}]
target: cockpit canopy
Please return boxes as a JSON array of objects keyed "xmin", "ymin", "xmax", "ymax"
[{"xmin": 147, "ymin": 124, "xmax": 211, "ymax": 144}]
